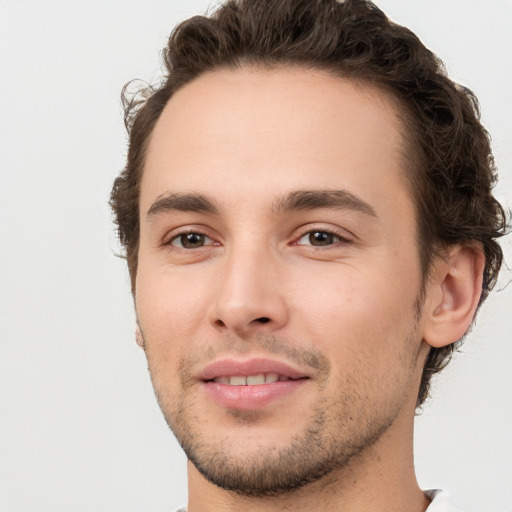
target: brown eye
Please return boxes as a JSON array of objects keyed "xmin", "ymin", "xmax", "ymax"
[
  {"xmin": 299, "ymin": 231, "xmax": 340, "ymax": 246},
  {"xmin": 171, "ymin": 233, "xmax": 208, "ymax": 249}
]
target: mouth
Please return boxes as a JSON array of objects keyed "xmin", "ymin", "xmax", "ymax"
[
  {"xmin": 197, "ymin": 358, "xmax": 310, "ymax": 410},
  {"xmin": 197, "ymin": 357, "xmax": 310, "ymax": 382},
  {"xmin": 208, "ymin": 373, "xmax": 304, "ymax": 386}
]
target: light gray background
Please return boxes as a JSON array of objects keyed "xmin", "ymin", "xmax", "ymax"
[{"xmin": 0, "ymin": 1, "xmax": 511, "ymax": 511}]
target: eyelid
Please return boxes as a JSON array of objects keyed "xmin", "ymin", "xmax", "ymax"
[
  {"xmin": 171, "ymin": 233, "xmax": 215, "ymax": 248},
  {"xmin": 160, "ymin": 223, "xmax": 354, "ymax": 248},
  {"xmin": 162, "ymin": 225, "xmax": 220, "ymax": 246},
  {"xmin": 292, "ymin": 224, "xmax": 354, "ymax": 246}
]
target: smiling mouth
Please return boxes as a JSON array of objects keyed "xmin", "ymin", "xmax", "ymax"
[
  {"xmin": 199, "ymin": 359, "xmax": 311, "ymax": 409},
  {"xmin": 207, "ymin": 374, "xmax": 307, "ymax": 385}
]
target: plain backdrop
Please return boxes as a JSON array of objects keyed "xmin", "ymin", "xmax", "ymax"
[{"xmin": 0, "ymin": 1, "xmax": 511, "ymax": 511}]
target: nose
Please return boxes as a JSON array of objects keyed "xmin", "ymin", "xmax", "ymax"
[{"xmin": 207, "ymin": 245, "xmax": 289, "ymax": 337}]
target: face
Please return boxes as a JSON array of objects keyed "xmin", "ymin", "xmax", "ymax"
[{"xmin": 136, "ymin": 67, "xmax": 427, "ymax": 496}]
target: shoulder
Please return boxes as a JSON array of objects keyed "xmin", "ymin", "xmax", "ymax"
[{"xmin": 425, "ymin": 489, "xmax": 464, "ymax": 512}]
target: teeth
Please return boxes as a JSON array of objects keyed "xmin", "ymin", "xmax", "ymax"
[
  {"xmin": 230, "ymin": 376, "xmax": 247, "ymax": 386},
  {"xmin": 247, "ymin": 374, "xmax": 265, "ymax": 385},
  {"xmin": 212, "ymin": 373, "xmax": 288, "ymax": 385}
]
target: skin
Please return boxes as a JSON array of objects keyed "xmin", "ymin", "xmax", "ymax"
[{"xmin": 135, "ymin": 67, "xmax": 484, "ymax": 511}]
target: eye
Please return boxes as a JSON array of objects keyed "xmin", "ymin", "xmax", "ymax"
[
  {"xmin": 170, "ymin": 232, "xmax": 214, "ymax": 249},
  {"xmin": 297, "ymin": 230, "xmax": 344, "ymax": 247}
]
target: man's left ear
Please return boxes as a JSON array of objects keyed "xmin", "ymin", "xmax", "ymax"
[{"xmin": 422, "ymin": 245, "xmax": 485, "ymax": 348}]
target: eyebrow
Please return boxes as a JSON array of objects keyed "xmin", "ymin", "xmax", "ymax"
[
  {"xmin": 146, "ymin": 189, "xmax": 377, "ymax": 220},
  {"xmin": 147, "ymin": 192, "xmax": 219, "ymax": 219},
  {"xmin": 273, "ymin": 190, "xmax": 377, "ymax": 218}
]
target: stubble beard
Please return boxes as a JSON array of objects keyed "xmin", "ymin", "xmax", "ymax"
[
  {"xmin": 169, "ymin": 390, "xmax": 396, "ymax": 497},
  {"xmin": 146, "ymin": 328, "xmax": 421, "ymax": 498}
]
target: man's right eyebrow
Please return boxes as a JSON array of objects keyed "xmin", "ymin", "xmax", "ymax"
[{"xmin": 146, "ymin": 192, "xmax": 219, "ymax": 219}]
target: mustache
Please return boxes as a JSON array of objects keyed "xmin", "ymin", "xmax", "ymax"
[{"xmin": 178, "ymin": 333, "xmax": 331, "ymax": 382}]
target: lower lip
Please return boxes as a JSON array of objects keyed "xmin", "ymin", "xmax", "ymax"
[{"xmin": 201, "ymin": 379, "xmax": 308, "ymax": 410}]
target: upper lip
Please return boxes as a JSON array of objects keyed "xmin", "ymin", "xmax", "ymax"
[{"xmin": 196, "ymin": 357, "xmax": 310, "ymax": 381}]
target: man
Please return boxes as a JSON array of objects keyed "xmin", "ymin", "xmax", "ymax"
[{"xmin": 110, "ymin": 0, "xmax": 508, "ymax": 510}]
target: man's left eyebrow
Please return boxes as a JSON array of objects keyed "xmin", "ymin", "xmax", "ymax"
[
  {"xmin": 146, "ymin": 192, "xmax": 219, "ymax": 219},
  {"xmin": 273, "ymin": 190, "xmax": 378, "ymax": 218}
]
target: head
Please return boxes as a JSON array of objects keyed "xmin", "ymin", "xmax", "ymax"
[
  {"xmin": 111, "ymin": 0, "xmax": 507, "ymax": 407},
  {"xmin": 111, "ymin": 0, "xmax": 509, "ymax": 498}
]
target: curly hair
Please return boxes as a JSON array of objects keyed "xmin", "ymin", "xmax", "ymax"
[{"xmin": 110, "ymin": 0, "xmax": 509, "ymax": 406}]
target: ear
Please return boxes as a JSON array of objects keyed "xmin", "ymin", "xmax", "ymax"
[
  {"xmin": 135, "ymin": 324, "xmax": 146, "ymax": 351},
  {"xmin": 422, "ymin": 245, "xmax": 485, "ymax": 348}
]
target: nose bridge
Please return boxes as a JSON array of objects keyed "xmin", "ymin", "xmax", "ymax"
[
  {"xmin": 220, "ymin": 240, "xmax": 274, "ymax": 312},
  {"xmin": 209, "ymin": 236, "xmax": 288, "ymax": 334}
]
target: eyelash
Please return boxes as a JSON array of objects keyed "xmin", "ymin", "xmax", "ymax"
[
  {"xmin": 165, "ymin": 229, "xmax": 218, "ymax": 249},
  {"xmin": 293, "ymin": 227, "xmax": 352, "ymax": 248}
]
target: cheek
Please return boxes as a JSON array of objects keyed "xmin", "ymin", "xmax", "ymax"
[
  {"xmin": 135, "ymin": 264, "xmax": 212, "ymax": 353},
  {"xmin": 135, "ymin": 266, "xmax": 210, "ymax": 406},
  {"xmin": 292, "ymin": 261, "xmax": 421, "ymax": 356},
  {"xmin": 295, "ymin": 270, "xmax": 421, "ymax": 411}
]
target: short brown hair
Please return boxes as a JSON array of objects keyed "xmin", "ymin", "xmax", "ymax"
[{"xmin": 110, "ymin": 0, "xmax": 509, "ymax": 406}]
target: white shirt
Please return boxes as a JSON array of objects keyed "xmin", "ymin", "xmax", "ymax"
[
  {"xmin": 425, "ymin": 489, "xmax": 464, "ymax": 511},
  {"xmin": 175, "ymin": 489, "xmax": 463, "ymax": 512}
]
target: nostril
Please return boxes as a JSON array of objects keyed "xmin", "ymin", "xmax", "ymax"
[{"xmin": 255, "ymin": 317, "xmax": 270, "ymax": 324}]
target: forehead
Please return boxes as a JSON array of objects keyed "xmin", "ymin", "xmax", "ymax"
[{"xmin": 142, "ymin": 66, "xmax": 408, "ymax": 214}]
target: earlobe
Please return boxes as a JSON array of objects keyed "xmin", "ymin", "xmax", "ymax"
[
  {"xmin": 135, "ymin": 324, "xmax": 146, "ymax": 351},
  {"xmin": 422, "ymin": 245, "xmax": 485, "ymax": 348}
]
